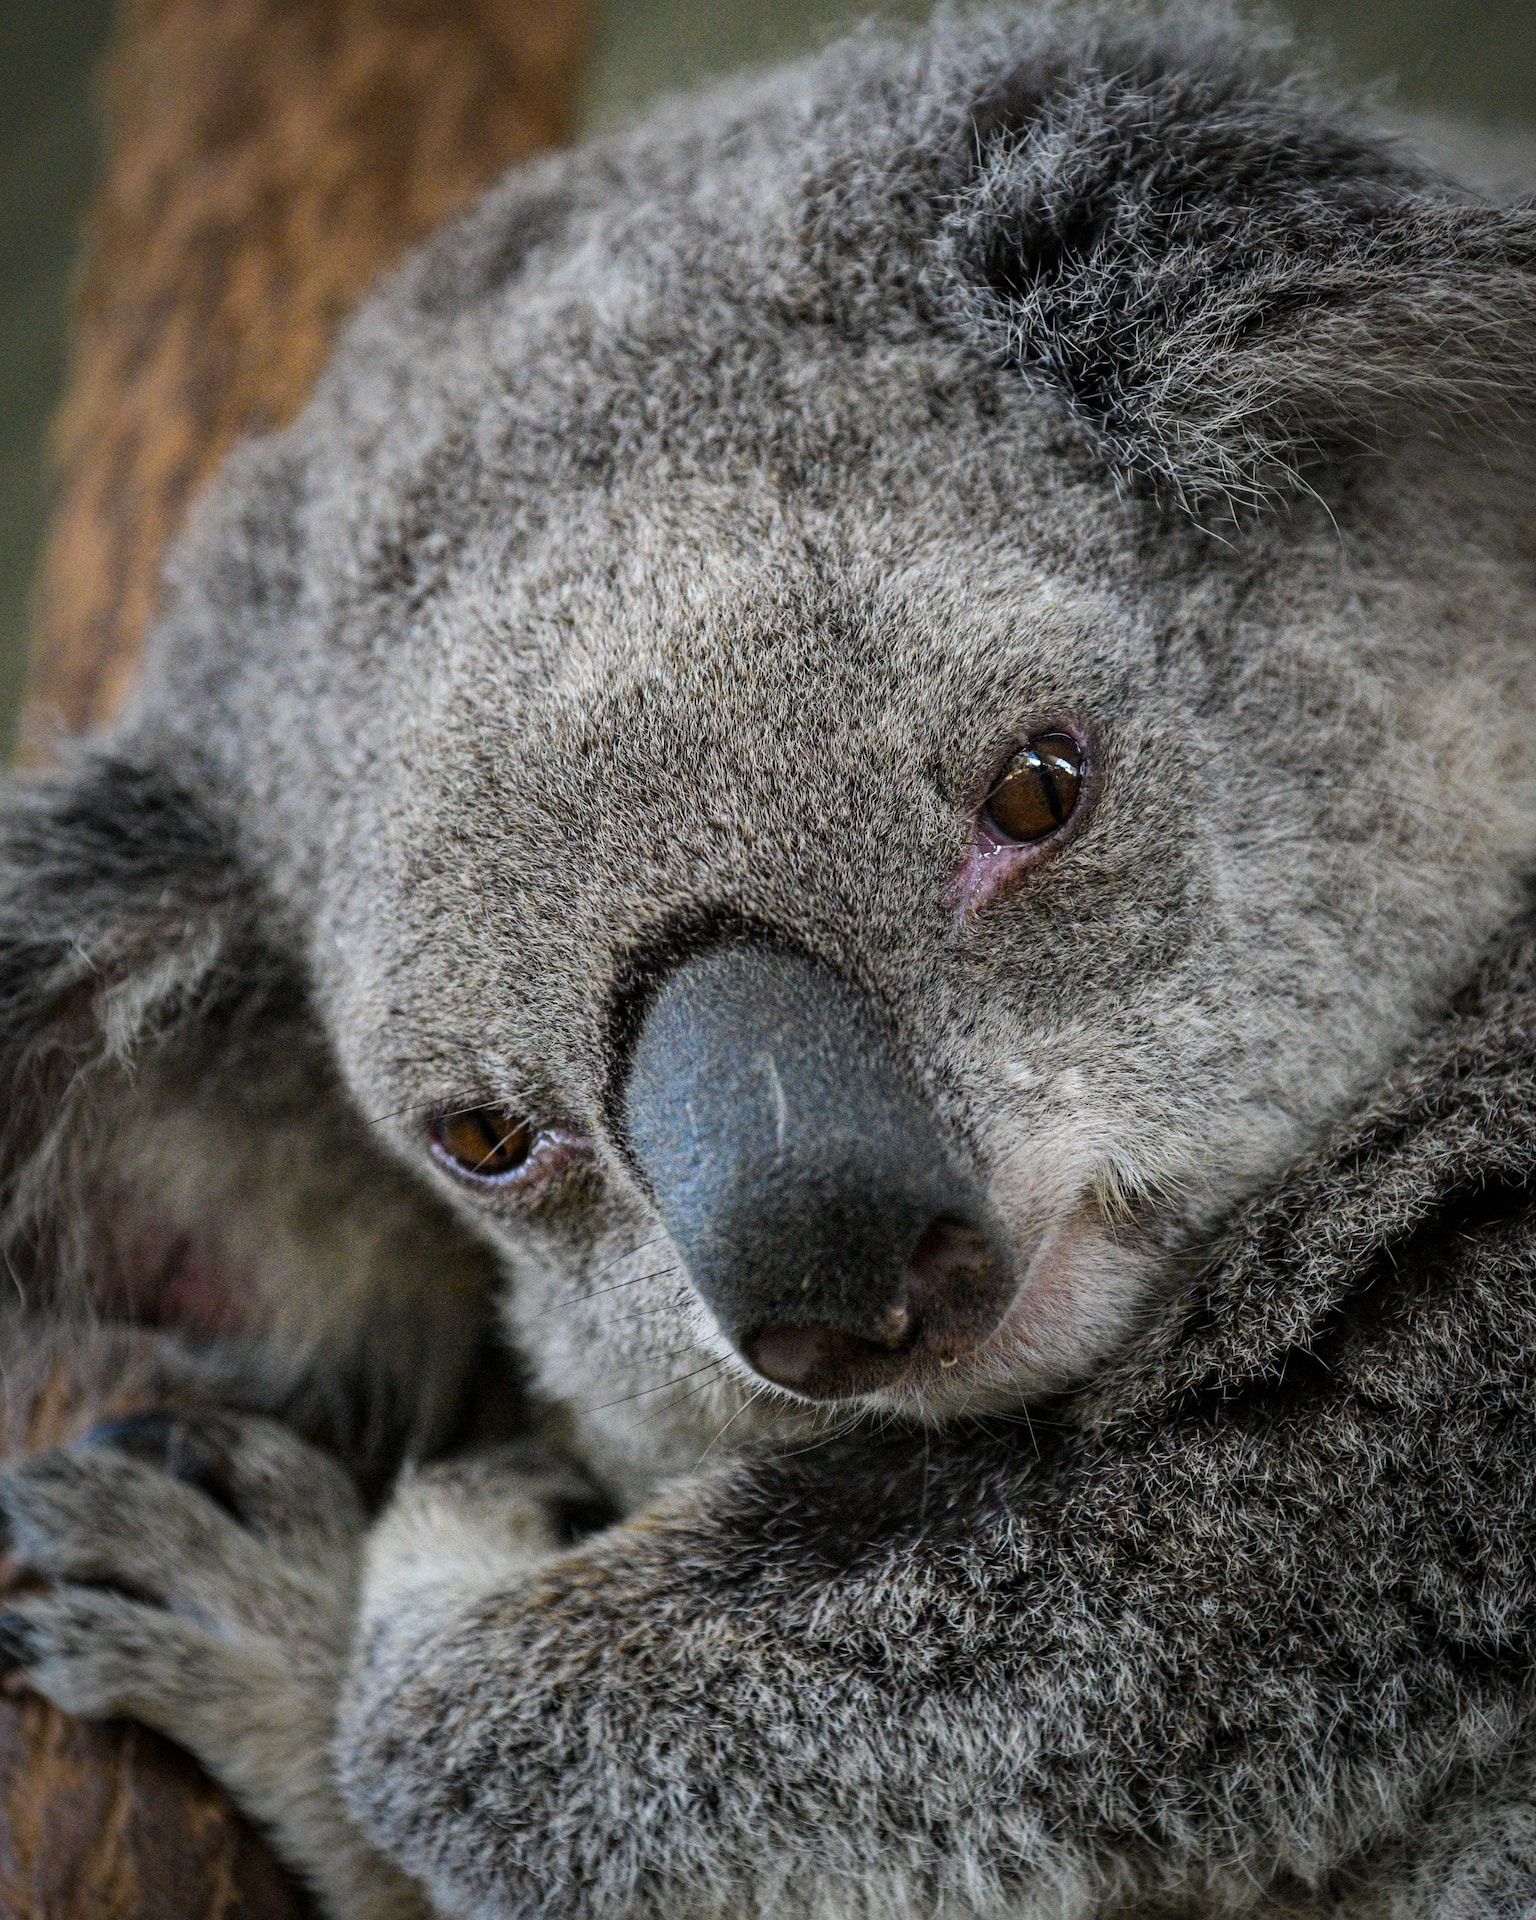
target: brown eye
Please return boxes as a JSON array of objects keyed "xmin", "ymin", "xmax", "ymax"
[
  {"xmin": 431, "ymin": 1107, "xmax": 535, "ymax": 1181},
  {"xmin": 982, "ymin": 732, "xmax": 1084, "ymax": 844}
]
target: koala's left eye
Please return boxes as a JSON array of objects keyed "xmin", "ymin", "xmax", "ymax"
[
  {"xmin": 430, "ymin": 1107, "xmax": 535, "ymax": 1180},
  {"xmin": 982, "ymin": 733, "xmax": 1084, "ymax": 843}
]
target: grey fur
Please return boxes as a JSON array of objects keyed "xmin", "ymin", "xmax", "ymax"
[{"xmin": 3, "ymin": 4, "xmax": 1536, "ymax": 1914}]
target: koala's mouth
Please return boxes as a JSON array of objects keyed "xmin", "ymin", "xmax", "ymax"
[{"xmin": 730, "ymin": 1201, "xmax": 1155, "ymax": 1413}]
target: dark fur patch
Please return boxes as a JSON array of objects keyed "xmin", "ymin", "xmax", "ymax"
[
  {"xmin": 940, "ymin": 19, "xmax": 1536, "ymax": 510},
  {"xmin": 0, "ymin": 750, "xmax": 243, "ymax": 1259}
]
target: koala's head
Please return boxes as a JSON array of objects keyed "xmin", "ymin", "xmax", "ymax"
[{"xmin": 9, "ymin": 7, "xmax": 1536, "ymax": 1490}]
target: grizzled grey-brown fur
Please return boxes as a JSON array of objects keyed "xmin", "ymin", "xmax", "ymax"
[{"xmin": 3, "ymin": 3, "xmax": 1536, "ymax": 1914}]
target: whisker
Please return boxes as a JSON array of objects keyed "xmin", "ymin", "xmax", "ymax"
[
  {"xmin": 564, "ymin": 1235, "xmax": 676, "ymax": 1294},
  {"xmin": 581, "ymin": 1359, "xmax": 730, "ymax": 1416},
  {"xmin": 769, "ymin": 1406, "xmax": 869, "ymax": 1461},
  {"xmin": 599, "ymin": 1297, "xmax": 693, "ymax": 1329},
  {"xmin": 363, "ymin": 1095, "xmax": 454, "ymax": 1128},
  {"xmin": 519, "ymin": 1262, "xmax": 683, "ymax": 1324},
  {"xmin": 634, "ymin": 1361, "xmax": 736, "ymax": 1427},
  {"xmin": 694, "ymin": 1382, "xmax": 766, "ymax": 1466}
]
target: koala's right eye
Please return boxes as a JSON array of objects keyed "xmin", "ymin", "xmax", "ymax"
[{"xmin": 430, "ymin": 1107, "xmax": 535, "ymax": 1181}]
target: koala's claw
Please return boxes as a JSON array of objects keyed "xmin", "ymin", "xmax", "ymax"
[
  {"xmin": 0, "ymin": 1405, "xmax": 361, "ymax": 1653},
  {"xmin": 0, "ymin": 1420, "xmax": 359, "ymax": 1638},
  {"xmin": 81, "ymin": 1408, "xmax": 369, "ymax": 1547},
  {"xmin": 78, "ymin": 1409, "xmax": 249, "ymax": 1517},
  {"xmin": 0, "ymin": 1412, "xmax": 359, "ymax": 1712},
  {"xmin": 0, "ymin": 1581, "xmax": 246, "ymax": 1723}
]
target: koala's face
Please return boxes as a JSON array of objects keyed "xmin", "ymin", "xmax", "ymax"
[
  {"xmin": 126, "ymin": 15, "xmax": 1536, "ymax": 1489},
  {"xmin": 294, "ymin": 436, "xmax": 1536, "ymax": 1488}
]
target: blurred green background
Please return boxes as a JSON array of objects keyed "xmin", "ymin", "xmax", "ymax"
[{"xmin": 3, "ymin": 0, "xmax": 1534, "ymax": 754}]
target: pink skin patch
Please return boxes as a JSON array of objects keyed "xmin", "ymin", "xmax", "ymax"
[
  {"xmin": 949, "ymin": 824, "xmax": 1046, "ymax": 917},
  {"xmin": 96, "ymin": 1218, "xmax": 257, "ymax": 1336},
  {"xmin": 514, "ymin": 1127, "xmax": 595, "ymax": 1195},
  {"xmin": 993, "ymin": 1207, "xmax": 1099, "ymax": 1352}
]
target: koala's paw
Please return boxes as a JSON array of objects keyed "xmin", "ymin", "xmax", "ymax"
[
  {"xmin": 0, "ymin": 1409, "xmax": 362, "ymax": 1717},
  {"xmin": 0, "ymin": 1413, "xmax": 426, "ymax": 1920}
]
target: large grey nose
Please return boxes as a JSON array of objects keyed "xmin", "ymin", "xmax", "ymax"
[{"xmin": 621, "ymin": 946, "xmax": 1013, "ymax": 1399}]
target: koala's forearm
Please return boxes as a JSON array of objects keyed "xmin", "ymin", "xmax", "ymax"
[{"xmin": 337, "ymin": 1370, "xmax": 1535, "ymax": 1920}]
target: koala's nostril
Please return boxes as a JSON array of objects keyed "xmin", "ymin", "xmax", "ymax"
[
  {"xmin": 746, "ymin": 1321, "xmax": 915, "ymax": 1398},
  {"xmin": 907, "ymin": 1218, "xmax": 1002, "ymax": 1318},
  {"xmin": 745, "ymin": 1220, "xmax": 1004, "ymax": 1397}
]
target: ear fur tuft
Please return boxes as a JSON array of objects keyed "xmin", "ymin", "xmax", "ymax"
[
  {"xmin": 0, "ymin": 750, "xmax": 244, "ymax": 1300},
  {"xmin": 940, "ymin": 14, "xmax": 1536, "ymax": 511}
]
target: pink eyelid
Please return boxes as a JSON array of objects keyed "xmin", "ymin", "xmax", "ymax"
[{"xmin": 946, "ymin": 729, "xmax": 1094, "ymax": 919}]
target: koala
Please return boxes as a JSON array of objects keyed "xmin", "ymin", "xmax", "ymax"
[{"xmin": 4, "ymin": 4, "xmax": 1536, "ymax": 1915}]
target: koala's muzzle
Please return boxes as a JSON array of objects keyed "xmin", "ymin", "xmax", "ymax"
[{"xmin": 622, "ymin": 947, "xmax": 1012, "ymax": 1399}]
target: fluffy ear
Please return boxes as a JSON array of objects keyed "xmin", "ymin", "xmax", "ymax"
[
  {"xmin": 0, "ymin": 747, "xmax": 511, "ymax": 1476},
  {"xmin": 941, "ymin": 22, "xmax": 1536, "ymax": 512},
  {"xmin": 0, "ymin": 747, "xmax": 238, "ymax": 1228}
]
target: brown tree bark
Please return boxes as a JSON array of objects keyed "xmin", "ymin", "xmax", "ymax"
[
  {"xmin": 4, "ymin": 2, "xmax": 590, "ymax": 1911},
  {"xmin": 21, "ymin": 0, "xmax": 590, "ymax": 754}
]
